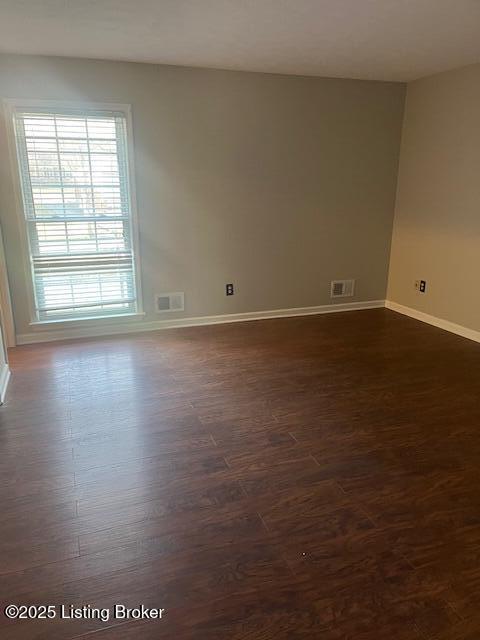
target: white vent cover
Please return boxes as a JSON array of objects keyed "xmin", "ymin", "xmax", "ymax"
[
  {"xmin": 155, "ymin": 292, "xmax": 185, "ymax": 313},
  {"xmin": 330, "ymin": 279, "xmax": 355, "ymax": 298}
]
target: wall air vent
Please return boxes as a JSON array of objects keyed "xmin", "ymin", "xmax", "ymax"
[
  {"xmin": 155, "ymin": 292, "xmax": 185, "ymax": 313},
  {"xmin": 330, "ymin": 279, "xmax": 355, "ymax": 298}
]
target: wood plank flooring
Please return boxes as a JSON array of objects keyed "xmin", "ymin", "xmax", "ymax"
[{"xmin": 1, "ymin": 308, "xmax": 480, "ymax": 639}]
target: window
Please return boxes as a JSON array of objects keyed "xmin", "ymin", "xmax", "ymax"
[{"xmin": 10, "ymin": 103, "xmax": 141, "ymax": 322}]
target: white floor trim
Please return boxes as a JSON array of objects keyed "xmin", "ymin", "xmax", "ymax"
[
  {"xmin": 16, "ymin": 300, "xmax": 385, "ymax": 345},
  {"xmin": 0, "ymin": 363, "xmax": 11, "ymax": 404},
  {"xmin": 385, "ymin": 300, "xmax": 480, "ymax": 344}
]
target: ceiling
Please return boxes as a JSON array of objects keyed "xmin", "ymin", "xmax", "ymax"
[{"xmin": 0, "ymin": 0, "xmax": 479, "ymax": 82}]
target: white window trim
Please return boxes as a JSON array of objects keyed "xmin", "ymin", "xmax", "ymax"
[{"xmin": 3, "ymin": 98, "xmax": 144, "ymax": 326}]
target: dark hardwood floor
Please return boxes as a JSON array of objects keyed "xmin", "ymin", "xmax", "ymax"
[{"xmin": 1, "ymin": 308, "xmax": 480, "ymax": 639}]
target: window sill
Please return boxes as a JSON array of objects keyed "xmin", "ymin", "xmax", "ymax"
[{"xmin": 29, "ymin": 312, "xmax": 146, "ymax": 328}]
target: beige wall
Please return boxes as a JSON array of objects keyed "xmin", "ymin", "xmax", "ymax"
[
  {"xmin": 388, "ymin": 63, "xmax": 480, "ymax": 331},
  {"xmin": 0, "ymin": 54, "xmax": 405, "ymax": 337}
]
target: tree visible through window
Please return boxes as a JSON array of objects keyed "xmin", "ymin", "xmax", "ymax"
[{"xmin": 12, "ymin": 105, "xmax": 139, "ymax": 321}]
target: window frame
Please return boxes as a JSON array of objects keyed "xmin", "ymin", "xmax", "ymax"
[{"xmin": 4, "ymin": 99, "xmax": 144, "ymax": 326}]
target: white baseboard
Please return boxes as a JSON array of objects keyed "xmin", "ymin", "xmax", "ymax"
[
  {"xmin": 14, "ymin": 297, "xmax": 480, "ymax": 348},
  {"xmin": 385, "ymin": 300, "xmax": 480, "ymax": 344},
  {"xmin": 0, "ymin": 363, "xmax": 11, "ymax": 404},
  {"xmin": 16, "ymin": 300, "xmax": 385, "ymax": 345}
]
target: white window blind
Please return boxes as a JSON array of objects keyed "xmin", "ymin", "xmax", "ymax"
[{"xmin": 13, "ymin": 106, "xmax": 139, "ymax": 322}]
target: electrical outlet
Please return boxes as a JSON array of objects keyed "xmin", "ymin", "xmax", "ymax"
[
  {"xmin": 226, "ymin": 283, "xmax": 234, "ymax": 296},
  {"xmin": 415, "ymin": 280, "xmax": 427, "ymax": 293}
]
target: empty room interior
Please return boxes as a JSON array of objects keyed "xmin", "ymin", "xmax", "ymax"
[{"xmin": 1, "ymin": 1, "xmax": 480, "ymax": 638}]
